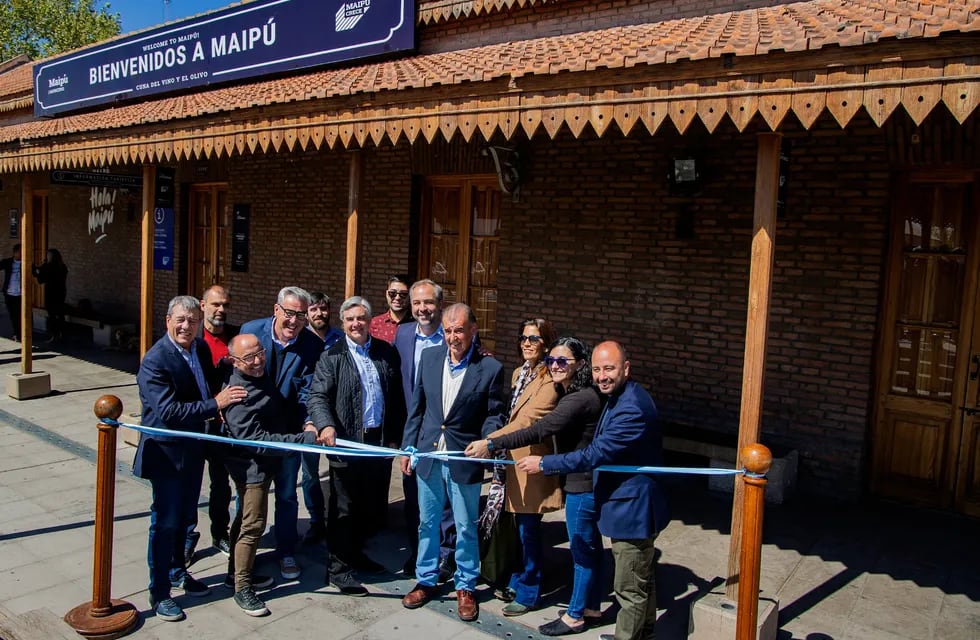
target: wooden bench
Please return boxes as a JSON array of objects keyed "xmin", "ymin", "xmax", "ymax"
[{"xmin": 33, "ymin": 307, "xmax": 135, "ymax": 348}]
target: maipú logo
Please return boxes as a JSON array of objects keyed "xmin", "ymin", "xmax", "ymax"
[{"xmin": 335, "ymin": 0, "xmax": 370, "ymax": 32}]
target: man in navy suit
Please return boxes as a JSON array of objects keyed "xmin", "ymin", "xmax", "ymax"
[
  {"xmin": 519, "ymin": 341, "xmax": 669, "ymax": 640},
  {"xmin": 393, "ymin": 279, "xmax": 456, "ymax": 578},
  {"xmin": 400, "ymin": 303, "xmax": 507, "ymax": 622},
  {"xmin": 134, "ymin": 295, "xmax": 247, "ymax": 622},
  {"xmin": 240, "ymin": 286, "xmax": 322, "ymax": 581}
]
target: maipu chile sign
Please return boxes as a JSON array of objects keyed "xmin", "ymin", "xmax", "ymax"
[{"xmin": 33, "ymin": 0, "xmax": 414, "ymax": 117}]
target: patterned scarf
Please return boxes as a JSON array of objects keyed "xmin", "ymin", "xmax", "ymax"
[{"xmin": 479, "ymin": 361, "xmax": 539, "ymax": 539}]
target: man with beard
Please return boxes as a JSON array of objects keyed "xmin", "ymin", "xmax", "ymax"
[
  {"xmin": 184, "ymin": 285, "xmax": 238, "ymax": 565},
  {"xmin": 369, "ymin": 275, "xmax": 412, "ymax": 343}
]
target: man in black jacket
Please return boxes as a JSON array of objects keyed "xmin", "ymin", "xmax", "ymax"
[
  {"xmin": 306, "ymin": 295, "xmax": 405, "ymax": 596},
  {"xmin": 222, "ymin": 333, "xmax": 319, "ymax": 616},
  {"xmin": 0, "ymin": 244, "xmax": 22, "ymax": 340}
]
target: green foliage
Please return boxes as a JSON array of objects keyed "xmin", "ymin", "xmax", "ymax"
[{"xmin": 0, "ymin": 0, "xmax": 121, "ymax": 61}]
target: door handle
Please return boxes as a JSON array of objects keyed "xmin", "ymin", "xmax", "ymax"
[
  {"xmin": 971, "ymin": 354, "xmax": 980, "ymax": 381},
  {"xmin": 961, "ymin": 406, "xmax": 980, "ymax": 416}
]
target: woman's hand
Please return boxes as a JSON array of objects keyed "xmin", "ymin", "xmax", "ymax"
[{"xmin": 464, "ymin": 439, "xmax": 490, "ymax": 458}]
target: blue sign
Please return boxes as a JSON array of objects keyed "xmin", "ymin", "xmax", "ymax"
[
  {"xmin": 153, "ymin": 167, "xmax": 175, "ymax": 270},
  {"xmin": 34, "ymin": 0, "xmax": 414, "ymax": 117}
]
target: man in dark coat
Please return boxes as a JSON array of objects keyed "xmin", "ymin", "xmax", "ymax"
[
  {"xmin": 134, "ymin": 295, "xmax": 246, "ymax": 622},
  {"xmin": 307, "ymin": 295, "xmax": 405, "ymax": 596}
]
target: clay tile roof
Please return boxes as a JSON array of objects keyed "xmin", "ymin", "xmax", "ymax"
[{"xmin": 0, "ymin": 0, "xmax": 978, "ymax": 143}]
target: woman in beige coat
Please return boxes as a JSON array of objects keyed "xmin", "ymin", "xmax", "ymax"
[{"xmin": 477, "ymin": 318, "xmax": 561, "ymax": 615}]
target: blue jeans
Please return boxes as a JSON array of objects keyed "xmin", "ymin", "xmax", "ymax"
[
  {"xmin": 508, "ymin": 513, "xmax": 544, "ymax": 607},
  {"xmin": 273, "ymin": 452, "xmax": 301, "ymax": 558},
  {"xmin": 147, "ymin": 457, "xmax": 204, "ymax": 600},
  {"xmin": 301, "ymin": 451, "xmax": 325, "ymax": 526},
  {"xmin": 415, "ymin": 461, "xmax": 480, "ymax": 590},
  {"xmin": 565, "ymin": 491, "xmax": 603, "ymax": 619}
]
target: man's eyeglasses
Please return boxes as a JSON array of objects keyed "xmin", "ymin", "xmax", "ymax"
[
  {"xmin": 388, "ymin": 290, "xmax": 409, "ymax": 299},
  {"xmin": 277, "ymin": 304, "xmax": 308, "ymax": 320},
  {"xmin": 234, "ymin": 348, "xmax": 266, "ymax": 364},
  {"xmin": 544, "ymin": 356, "xmax": 576, "ymax": 369},
  {"xmin": 519, "ymin": 335, "xmax": 543, "ymax": 344}
]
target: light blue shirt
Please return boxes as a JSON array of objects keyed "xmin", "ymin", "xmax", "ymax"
[
  {"xmin": 446, "ymin": 340, "xmax": 476, "ymax": 380},
  {"xmin": 271, "ymin": 322, "xmax": 296, "ymax": 347},
  {"xmin": 167, "ymin": 335, "xmax": 209, "ymax": 400},
  {"xmin": 413, "ymin": 325, "xmax": 444, "ymax": 379},
  {"xmin": 347, "ymin": 336, "xmax": 383, "ymax": 429}
]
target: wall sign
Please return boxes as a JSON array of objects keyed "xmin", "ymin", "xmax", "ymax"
[
  {"xmin": 231, "ymin": 204, "xmax": 250, "ymax": 272},
  {"xmin": 8, "ymin": 209, "xmax": 17, "ymax": 239},
  {"xmin": 34, "ymin": 0, "xmax": 415, "ymax": 117},
  {"xmin": 153, "ymin": 167, "xmax": 175, "ymax": 270},
  {"xmin": 51, "ymin": 170, "xmax": 142, "ymax": 189}
]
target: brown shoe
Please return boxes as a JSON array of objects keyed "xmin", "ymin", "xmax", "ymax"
[
  {"xmin": 456, "ymin": 589, "xmax": 479, "ymax": 621},
  {"xmin": 402, "ymin": 583, "xmax": 437, "ymax": 609}
]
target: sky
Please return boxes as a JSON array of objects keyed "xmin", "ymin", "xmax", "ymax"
[{"xmin": 106, "ymin": 0, "xmax": 236, "ymax": 35}]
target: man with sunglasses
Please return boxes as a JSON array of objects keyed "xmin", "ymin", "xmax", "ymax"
[
  {"xmin": 369, "ymin": 275, "xmax": 412, "ymax": 344},
  {"xmin": 240, "ymin": 286, "xmax": 323, "ymax": 581}
]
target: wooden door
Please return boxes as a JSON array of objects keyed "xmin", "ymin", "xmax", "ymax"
[
  {"xmin": 187, "ymin": 184, "xmax": 229, "ymax": 297},
  {"xmin": 419, "ymin": 176, "xmax": 500, "ymax": 354},
  {"xmin": 871, "ymin": 171, "xmax": 980, "ymax": 515},
  {"xmin": 30, "ymin": 192, "xmax": 48, "ymax": 309}
]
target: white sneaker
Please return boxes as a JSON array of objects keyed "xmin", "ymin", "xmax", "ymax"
[{"xmin": 280, "ymin": 556, "xmax": 301, "ymax": 580}]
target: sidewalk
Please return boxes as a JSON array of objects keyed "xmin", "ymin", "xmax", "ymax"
[{"xmin": 0, "ymin": 336, "xmax": 977, "ymax": 639}]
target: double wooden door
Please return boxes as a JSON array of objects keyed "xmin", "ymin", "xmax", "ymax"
[
  {"xmin": 187, "ymin": 184, "xmax": 229, "ymax": 298},
  {"xmin": 871, "ymin": 171, "xmax": 980, "ymax": 515}
]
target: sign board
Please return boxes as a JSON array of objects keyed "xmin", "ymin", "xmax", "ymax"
[
  {"xmin": 231, "ymin": 204, "xmax": 250, "ymax": 272},
  {"xmin": 8, "ymin": 209, "xmax": 17, "ymax": 239},
  {"xmin": 50, "ymin": 170, "xmax": 142, "ymax": 189},
  {"xmin": 153, "ymin": 167, "xmax": 175, "ymax": 270},
  {"xmin": 34, "ymin": 0, "xmax": 415, "ymax": 117}
]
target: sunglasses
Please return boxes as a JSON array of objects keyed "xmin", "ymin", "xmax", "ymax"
[
  {"xmin": 277, "ymin": 304, "xmax": 308, "ymax": 320},
  {"xmin": 519, "ymin": 335, "xmax": 543, "ymax": 344},
  {"xmin": 544, "ymin": 356, "xmax": 576, "ymax": 369},
  {"xmin": 388, "ymin": 290, "xmax": 409, "ymax": 299}
]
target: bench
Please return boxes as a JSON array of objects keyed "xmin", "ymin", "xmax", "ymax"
[
  {"xmin": 662, "ymin": 423, "xmax": 798, "ymax": 504},
  {"xmin": 33, "ymin": 307, "xmax": 135, "ymax": 348}
]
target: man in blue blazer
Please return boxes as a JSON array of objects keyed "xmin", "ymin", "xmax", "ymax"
[
  {"xmin": 400, "ymin": 303, "xmax": 507, "ymax": 622},
  {"xmin": 393, "ymin": 279, "xmax": 456, "ymax": 578},
  {"xmin": 519, "ymin": 341, "xmax": 669, "ymax": 640},
  {"xmin": 135, "ymin": 295, "xmax": 247, "ymax": 622},
  {"xmin": 240, "ymin": 286, "xmax": 322, "ymax": 581}
]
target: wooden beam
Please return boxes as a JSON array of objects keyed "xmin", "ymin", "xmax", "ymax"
[
  {"xmin": 139, "ymin": 165, "xmax": 154, "ymax": 358},
  {"xmin": 345, "ymin": 150, "xmax": 362, "ymax": 299},
  {"xmin": 726, "ymin": 132, "xmax": 781, "ymax": 600},
  {"xmin": 19, "ymin": 175, "xmax": 32, "ymax": 373}
]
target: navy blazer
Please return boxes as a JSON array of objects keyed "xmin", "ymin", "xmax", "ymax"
[
  {"xmin": 133, "ymin": 335, "xmax": 220, "ymax": 480},
  {"xmin": 401, "ymin": 344, "xmax": 507, "ymax": 484},
  {"xmin": 543, "ymin": 379, "xmax": 669, "ymax": 539},
  {"xmin": 239, "ymin": 316, "xmax": 323, "ymax": 432}
]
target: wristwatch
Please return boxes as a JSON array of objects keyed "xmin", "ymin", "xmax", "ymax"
[
  {"xmin": 538, "ymin": 458, "xmax": 544, "ymax": 472},
  {"xmin": 486, "ymin": 439, "xmax": 495, "ymax": 453}
]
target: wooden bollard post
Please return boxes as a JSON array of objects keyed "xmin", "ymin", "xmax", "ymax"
[
  {"xmin": 735, "ymin": 443, "xmax": 772, "ymax": 640},
  {"xmin": 64, "ymin": 395, "xmax": 138, "ymax": 639}
]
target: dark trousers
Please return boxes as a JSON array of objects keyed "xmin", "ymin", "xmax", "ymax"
[
  {"xmin": 45, "ymin": 298, "xmax": 65, "ymax": 338},
  {"xmin": 186, "ymin": 447, "xmax": 233, "ymax": 553},
  {"xmin": 4, "ymin": 293, "xmax": 20, "ymax": 338},
  {"xmin": 147, "ymin": 457, "xmax": 204, "ymax": 600},
  {"xmin": 327, "ymin": 455, "xmax": 390, "ymax": 571}
]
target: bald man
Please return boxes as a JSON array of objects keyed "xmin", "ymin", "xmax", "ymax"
[{"xmin": 518, "ymin": 341, "xmax": 669, "ymax": 640}]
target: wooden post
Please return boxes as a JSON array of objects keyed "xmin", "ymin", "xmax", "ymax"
[
  {"xmin": 735, "ymin": 443, "xmax": 772, "ymax": 640},
  {"xmin": 726, "ymin": 132, "xmax": 781, "ymax": 599},
  {"xmin": 140, "ymin": 165, "xmax": 155, "ymax": 358},
  {"xmin": 345, "ymin": 150, "xmax": 362, "ymax": 299},
  {"xmin": 20, "ymin": 175, "xmax": 33, "ymax": 372},
  {"xmin": 64, "ymin": 395, "xmax": 138, "ymax": 639}
]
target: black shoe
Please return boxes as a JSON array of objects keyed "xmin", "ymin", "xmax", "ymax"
[
  {"xmin": 214, "ymin": 538, "xmax": 232, "ymax": 557},
  {"xmin": 223, "ymin": 573, "xmax": 274, "ymax": 590},
  {"xmin": 184, "ymin": 532, "xmax": 200, "ymax": 567},
  {"xmin": 539, "ymin": 617, "xmax": 587, "ymax": 636},
  {"xmin": 437, "ymin": 556, "xmax": 455, "ymax": 584},
  {"xmin": 352, "ymin": 554, "xmax": 386, "ymax": 575},
  {"xmin": 302, "ymin": 522, "xmax": 326, "ymax": 544},
  {"xmin": 171, "ymin": 574, "xmax": 210, "ymax": 597},
  {"xmin": 493, "ymin": 587, "xmax": 516, "ymax": 602},
  {"xmin": 233, "ymin": 587, "xmax": 269, "ymax": 617},
  {"xmin": 328, "ymin": 571, "xmax": 368, "ymax": 597}
]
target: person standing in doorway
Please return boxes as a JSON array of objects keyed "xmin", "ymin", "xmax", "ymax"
[
  {"xmin": 32, "ymin": 248, "xmax": 68, "ymax": 344},
  {"xmin": 1, "ymin": 244, "xmax": 23, "ymax": 340}
]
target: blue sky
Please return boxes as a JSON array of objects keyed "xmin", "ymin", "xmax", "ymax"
[{"xmin": 107, "ymin": 0, "xmax": 235, "ymax": 34}]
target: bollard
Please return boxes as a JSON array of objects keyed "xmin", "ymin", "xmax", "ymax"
[
  {"xmin": 64, "ymin": 395, "xmax": 138, "ymax": 639},
  {"xmin": 735, "ymin": 443, "xmax": 772, "ymax": 640}
]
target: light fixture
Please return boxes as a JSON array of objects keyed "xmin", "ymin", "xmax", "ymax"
[
  {"xmin": 667, "ymin": 157, "xmax": 700, "ymax": 195},
  {"xmin": 483, "ymin": 145, "xmax": 522, "ymax": 200}
]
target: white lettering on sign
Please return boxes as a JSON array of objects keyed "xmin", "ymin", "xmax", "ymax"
[
  {"xmin": 88, "ymin": 187, "xmax": 117, "ymax": 243},
  {"xmin": 336, "ymin": 0, "xmax": 370, "ymax": 32}
]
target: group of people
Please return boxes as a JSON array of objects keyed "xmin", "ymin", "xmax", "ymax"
[
  {"xmin": 134, "ymin": 276, "xmax": 668, "ymax": 640},
  {"xmin": 1, "ymin": 244, "xmax": 69, "ymax": 343}
]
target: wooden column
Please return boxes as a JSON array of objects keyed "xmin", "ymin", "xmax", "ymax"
[
  {"xmin": 345, "ymin": 150, "xmax": 362, "ymax": 299},
  {"xmin": 726, "ymin": 132, "xmax": 781, "ymax": 600},
  {"xmin": 139, "ymin": 165, "xmax": 155, "ymax": 358},
  {"xmin": 20, "ymin": 175, "xmax": 33, "ymax": 372},
  {"xmin": 64, "ymin": 395, "xmax": 138, "ymax": 639},
  {"xmin": 735, "ymin": 444, "xmax": 772, "ymax": 640}
]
